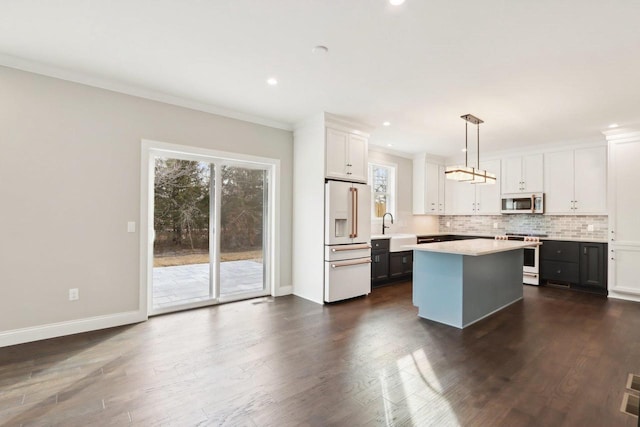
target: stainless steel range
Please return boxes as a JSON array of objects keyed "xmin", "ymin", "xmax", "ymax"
[{"xmin": 503, "ymin": 233, "xmax": 547, "ymax": 285}]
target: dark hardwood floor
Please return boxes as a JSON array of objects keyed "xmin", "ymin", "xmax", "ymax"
[{"xmin": 1, "ymin": 283, "xmax": 639, "ymax": 426}]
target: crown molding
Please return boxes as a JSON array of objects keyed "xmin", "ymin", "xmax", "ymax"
[
  {"xmin": 368, "ymin": 144, "xmax": 415, "ymax": 160},
  {"xmin": 0, "ymin": 53, "xmax": 293, "ymax": 132}
]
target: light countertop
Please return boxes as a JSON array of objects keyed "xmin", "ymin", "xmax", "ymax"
[
  {"xmin": 414, "ymin": 232, "xmax": 607, "ymax": 244},
  {"xmin": 405, "ymin": 238, "xmax": 541, "ymax": 256},
  {"xmin": 371, "ymin": 233, "xmax": 418, "ymax": 240}
]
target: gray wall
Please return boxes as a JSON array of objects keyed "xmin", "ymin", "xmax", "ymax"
[{"xmin": 0, "ymin": 66, "xmax": 293, "ymax": 332}]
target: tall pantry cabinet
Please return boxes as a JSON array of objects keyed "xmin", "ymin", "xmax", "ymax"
[
  {"xmin": 292, "ymin": 113, "xmax": 371, "ymax": 304},
  {"xmin": 605, "ymin": 128, "xmax": 640, "ymax": 302}
]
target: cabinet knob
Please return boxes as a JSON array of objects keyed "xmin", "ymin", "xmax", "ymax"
[
  {"xmin": 557, "ymin": 270, "xmax": 562, "ymax": 274},
  {"xmin": 556, "ymin": 250, "xmax": 562, "ymax": 254}
]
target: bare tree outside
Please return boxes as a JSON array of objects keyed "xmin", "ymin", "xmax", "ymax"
[{"xmin": 154, "ymin": 158, "xmax": 210, "ymax": 266}]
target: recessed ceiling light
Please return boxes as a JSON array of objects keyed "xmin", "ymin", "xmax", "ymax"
[
  {"xmin": 389, "ymin": 0, "xmax": 405, "ymax": 5},
  {"xmin": 387, "ymin": 144, "xmax": 394, "ymax": 147},
  {"xmin": 383, "ymin": 121, "xmax": 391, "ymax": 127},
  {"xmin": 312, "ymin": 45, "xmax": 329, "ymax": 54},
  {"xmin": 609, "ymin": 123, "xmax": 619, "ymax": 128},
  {"xmin": 266, "ymin": 77, "xmax": 278, "ymax": 86}
]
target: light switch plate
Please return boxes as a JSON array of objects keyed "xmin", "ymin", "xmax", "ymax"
[{"xmin": 127, "ymin": 221, "xmax": 136, "ymax": 233}]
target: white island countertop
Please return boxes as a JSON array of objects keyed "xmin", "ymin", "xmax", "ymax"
[{"xmin": 405, "ymin": 238, "xmax": 541, "ymax": 257}]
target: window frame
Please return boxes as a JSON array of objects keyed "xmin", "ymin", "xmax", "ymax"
[{"xmin": 368, "ymin": 161, "xmax": 397, "ymax": 221}]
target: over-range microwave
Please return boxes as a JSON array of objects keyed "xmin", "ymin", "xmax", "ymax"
[{"xmin": 501, "ymin": 194, "xmax": 544, "ymax": 214}]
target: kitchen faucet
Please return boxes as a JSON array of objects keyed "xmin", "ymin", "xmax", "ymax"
[{"xmin": 382, "ymin": 212, "xmax": 394, "ymax": 235}]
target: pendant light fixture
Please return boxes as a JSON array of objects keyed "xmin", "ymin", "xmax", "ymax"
[{"xmin": 445, "ymin": 114, "xmax": 496, "ymax": 184}]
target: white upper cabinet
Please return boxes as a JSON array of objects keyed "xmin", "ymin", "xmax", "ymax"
[
  {"xmin": 502, "ymin": 154, "xmax": 543, "ymax": 194},
  {"xmin": 325, "ymin": 127, "xmax": 368, "ymax": 183},
  {"xmin": 346, "ymin": 133, "xmax": 368, "ymax": 182},
  {"xmin": 475, "ymin": 159, "xmax": 502, "ymax": 215},
  {"xmin": 544, "ymin": 146, "xmax": 606, "ymax": 215},
  {"xmin": 445, "ymin": 177, "xmax": 476, "ymax": 215},
  {"xmin": 544, "ymin": 150, "xmax": 574, "ymax": 213},
  {"xmin": 412, "ymin": 156, "xmax": 445, "ymax": 215},
  {"xmin": 574, "ymin": 146, "xmax": 607, "ymax": 214},
  {"xmin": 444, "ymin": 159, "xmax": 500, "ymax": 215}
]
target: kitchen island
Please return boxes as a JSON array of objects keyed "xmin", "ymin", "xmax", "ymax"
[{"xmin": 405, "ymin": 239, "xmax": 541, "ymax": 329}]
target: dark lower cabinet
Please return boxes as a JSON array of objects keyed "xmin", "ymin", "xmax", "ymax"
[
  {"xmin": 580, "ymin": 243, "xmax": 606, "ymax": 289},
  {"xmin": 540, "ymin": 239, "xmax": 607, "ymax": 294},
  {"xmin": 371, "ymin": 251, "xmax": 389, "ymax": 282},
  {"xmin": 371, "ymin": 239, "xmax": 412, "ymax": 286},
  {"xmin": 389, "ymin": 251, "xmax": 413, "ymax": 279},
  {"xmin": 541, "ymin": 260, "xmax": 579, "ymax": 283},
  {"xmin": 371, "ymin": 239, "xmax": 390, "ymax": 286}
]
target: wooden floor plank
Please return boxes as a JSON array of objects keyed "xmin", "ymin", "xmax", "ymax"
[{"xmin": 1, "ymin": 283, "xmax": 638, "ymax": 426}]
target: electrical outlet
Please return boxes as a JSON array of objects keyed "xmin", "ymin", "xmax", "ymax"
[
  {"xmin": 587, "ymin": 224, "xmax": 595, "ymax": 232},
  {"xmin": 493, "ymin": 222, "xmax": 498, "ymax": 229},
  {"xmin": 446, "ymin": 221, "xmax": 451, "ymax": 228},
  {"xmin": 127, "ymin": 221, "xmax": 136, "ymax": 233},
  {"xmin": 69, "ymin": 288, "xmax": 79, "ymax": 301}
]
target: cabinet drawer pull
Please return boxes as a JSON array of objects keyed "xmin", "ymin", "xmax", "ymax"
[
  {"xmin": 332, "ymin": 244, "xmax": 371, "ymax": 252},
  {"xmin": 557, "ymin": 270, "xmax": 562, "ymax": 274},
  {"xmin": 331, "ymin": 259, "xmax": 372, "ymax": 268}
]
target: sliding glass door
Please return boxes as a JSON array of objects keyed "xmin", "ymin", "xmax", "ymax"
[
  {"xmin": 150, "ymin": 153, "xmax": 270, "ymax": 314},
  {"xmin": 219, "ymin": 165, "xmax": 267, "ymax": 300}
]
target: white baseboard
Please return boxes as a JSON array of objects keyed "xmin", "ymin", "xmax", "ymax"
[
  {"xmin": 274, "ymin": 285, "xmax": 293, "ymax": 297},
  {"xmin": 609, "ymin": 291, "xmax": 640, "ymax": 303},
  {"xmin": 0, "ymin": 310, "xmax": 147, "ymax": 348}
]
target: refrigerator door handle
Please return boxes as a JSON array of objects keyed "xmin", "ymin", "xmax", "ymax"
[{"xmin": 349, "ymin": 187, "xmax": 358, "ymax": 238}]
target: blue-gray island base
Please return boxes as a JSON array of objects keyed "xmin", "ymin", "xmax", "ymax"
[{"xmin": 411, "ymin": 243, "xmax": 526, "ymax": 329}]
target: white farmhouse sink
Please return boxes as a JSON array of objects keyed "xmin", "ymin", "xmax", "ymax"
[
  {"xmin": 389, "ymin": 234, "xmax": 417, "ymax": 252},
  {"xmin": 371, "ymin": 233, "xmax": 418, "ymax": 252}
]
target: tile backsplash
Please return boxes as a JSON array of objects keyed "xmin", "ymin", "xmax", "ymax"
[{"xmin": 438, "ymin": 215, "xmax": 608, "ymax": 240}]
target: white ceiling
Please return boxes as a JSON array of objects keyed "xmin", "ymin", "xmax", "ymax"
[{"xmin": 1, "ymin": 0, "xmax": 639, "ymax": 157}]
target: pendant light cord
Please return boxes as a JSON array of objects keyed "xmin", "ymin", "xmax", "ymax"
[
  {"xmin": 477, "ymin": 122, "xmax": 480, "ymax": 170},
  {"xmin": 465, "ymin": 121, "xmax": 468, "ymax": 167}
]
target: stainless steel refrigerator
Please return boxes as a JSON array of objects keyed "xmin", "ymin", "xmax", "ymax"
[{"xmin": 324, "ymin": 180, "xmax": 372, "ymax": 302}]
